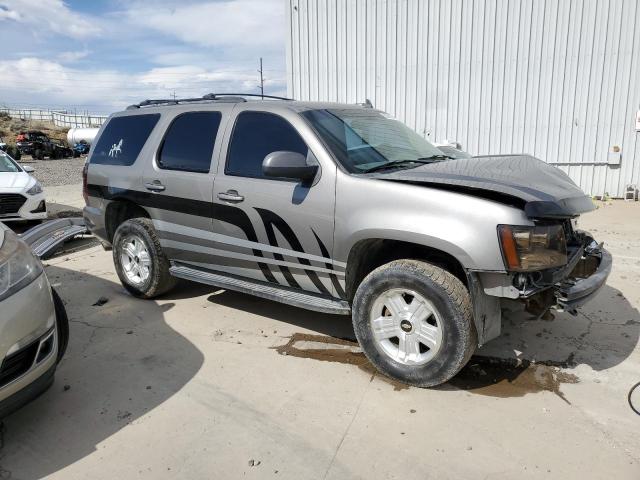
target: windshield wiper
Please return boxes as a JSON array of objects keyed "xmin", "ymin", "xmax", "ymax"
[
  {"xmin": 362, "ymin": 156, "xmax": 451, "ymax": 174},
  {"xmin": 416, "ymin": 154, "xmax": 453, "ymax": 161}
]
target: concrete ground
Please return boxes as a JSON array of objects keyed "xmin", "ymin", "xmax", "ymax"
[{"xmin": 1, "ymin": 184, "xmax": 639, "ymax": 479}]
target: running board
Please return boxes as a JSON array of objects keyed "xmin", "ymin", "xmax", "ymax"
[{"xmin": 169, "ymin": 264, "xmax": 351, "ymax": 315}]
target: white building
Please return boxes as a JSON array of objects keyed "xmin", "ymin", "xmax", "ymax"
[{"xmin": 286, "ymin": 0, "xmax": 640, "ymax": 197}]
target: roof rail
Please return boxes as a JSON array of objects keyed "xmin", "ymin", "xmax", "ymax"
[
  {"xmin": 204, "ymin": 93, "xmax": 293, "ymax": 101},
  {"xmin": 127, "ymin": 93, "xmax": 293, "ymax": 110}
]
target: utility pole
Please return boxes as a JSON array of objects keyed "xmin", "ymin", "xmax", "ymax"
[
  {"xmin": 258, "ymin": 57, "xmax": 264, "ymax": 99},
  {"xmin": 170, "ymin": 90, "xmax": 177, "ymax": 101}
]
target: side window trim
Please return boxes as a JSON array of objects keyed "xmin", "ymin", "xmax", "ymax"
[
  {"xmin": 224, "ymin": 110, "xmax": 310, "ymax": 181},
  {"xmin": 156, "ymin": 111, "xmax": 222, "ymax": 174}
]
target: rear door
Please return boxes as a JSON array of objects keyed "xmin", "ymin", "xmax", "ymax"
[
  {"xmin": 203, "ymin": 105, "xmax": 344, "ymax": 298},
  {"xmin": 140, "ymin": 107, "xmax": 230, "ymax": 260}
]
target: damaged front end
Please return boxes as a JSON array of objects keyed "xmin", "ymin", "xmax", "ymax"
[
  {"xmin": 521, "ymin": 233, "xmax": 612, "ymax": 316},
  {"xmin": 472, "ymin": 223, "xmax": 611, "ymax": 345}
]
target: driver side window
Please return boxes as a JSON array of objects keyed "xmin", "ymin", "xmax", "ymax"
[{"xmin": 226, "ymin": 111, "xmax": 308, "ymax": 179}]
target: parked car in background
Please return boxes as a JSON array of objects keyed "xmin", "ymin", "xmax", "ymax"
[
  {"xmin": 0, "ymin": 150, "xmax": 47, "ymax": 222},
  {"xmin": 434, "ymin": 142, "xmax": 472, "ymax": 159},
  {"xmin": 73, "ymin": 140, "xmax": 91, "ymax": 157},
  {"xmin": 52, "ymin": 141, "xmax": 73, "ymax": 159},
  {"xmin": 0, "ymin": 223, "xmax": 69, "ymax": 417},
  {"xmin": 16, "ymin": 131, "xmax": 71, "ymax": 160},
  {"xmin": 0, "ymin": 137, "xmax": 7, "ymax": 151},
  {"xmin": 83, "ymin": 94, "xmax": 611, "ymax": 388}
]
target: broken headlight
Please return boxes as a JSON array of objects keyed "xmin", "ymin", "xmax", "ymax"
[
  {"xmin": 0, "ymin": 230, "xmax": 43, "ymax": 301},
  {"xmin": 498, "ymin": 224, "xmax": 567, "ymax": 272}
]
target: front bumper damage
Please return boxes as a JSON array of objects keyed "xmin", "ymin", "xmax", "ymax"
[
  {"xmin": 554, "ymin": 245, "xmax": 612, "ymax": 311},
  {"xmin": 470, "ymin": 234, "xmax": 612, "ymax": 345}
]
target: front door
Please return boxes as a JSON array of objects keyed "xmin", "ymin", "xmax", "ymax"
[{"xmin": 206, "ymin": 106, "xmax": 343, "ymax": 298}]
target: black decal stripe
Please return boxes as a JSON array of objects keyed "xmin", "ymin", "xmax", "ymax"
[
  {"xmin": 88, "ymin": 184, "xmax": 277, "ymax": 283},
  {"xmin": 255, "ymin": 208, "xmax": 331, "ymax": 296},
  {"xmin": 163, "ymin": 248, "xmax": 270, "ymax": 273},
  {"xmin": 311, "ymin": 229, "xmax": 347, "ymax": 299},
  {"xmin": 88, "ymin": 184, "xmax": 213, "ymax": 217},
  {"xmin": 260, "ymin": 220, "xmax": 301, "ymax": 289},
  {"xmin": 211, "ymin": 203, "xmax": 278, "ymax": 284}
]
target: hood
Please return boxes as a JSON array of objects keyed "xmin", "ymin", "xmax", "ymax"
[
  {"xmin": 0, "ymin": 171, "xmax": 33, "ymax": 190},
  {"xmin": 370, "ymin": 154, "xmax": 594, "ymax": 218}
]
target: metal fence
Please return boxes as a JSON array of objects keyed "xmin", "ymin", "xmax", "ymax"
[{"xmin": 0, "ymin": 107, "xmax": 107, "ymax": 128}]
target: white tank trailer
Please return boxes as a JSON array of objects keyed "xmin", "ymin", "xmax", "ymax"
[{"xmin": 67, "ymin": 127, "xmax": 99, "ymax": 145}]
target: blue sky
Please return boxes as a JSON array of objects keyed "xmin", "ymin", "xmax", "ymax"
[{"xmin": 0, "ymin": 0, "xmax": 287, "ymax": 113}]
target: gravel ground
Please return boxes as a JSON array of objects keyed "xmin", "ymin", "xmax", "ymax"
[{"xmin": 20, "ymin": 155, "xmax": 86, "ymax": 187}]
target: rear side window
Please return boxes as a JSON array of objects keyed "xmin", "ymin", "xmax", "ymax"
[
  {"xmin": 91, "ymin": 114, "xmax": 160, "ymax": 166},
  {"xmin": 158, "ymin": 111, "xmax": 221, "ymax": 173},
  {"xmin": 226, "ymin": 111, "xmax": 308, "ymax": 178}
]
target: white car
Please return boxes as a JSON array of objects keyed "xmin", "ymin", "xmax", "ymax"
[{"xmin": 0, "ymin": 150, "xmax": 47, "ymax": 222}]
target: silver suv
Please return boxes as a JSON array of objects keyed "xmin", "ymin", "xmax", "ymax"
[{"xmin": 83, "ymin": 94, "xmax": 611, "ymax": 387}]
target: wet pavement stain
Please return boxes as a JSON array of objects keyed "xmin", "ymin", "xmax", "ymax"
[
  {"xmin": 449, "ymin": 356, "xmax": 580, "ymax": 404},
  {"xmin": 273, "ymin": 333, "xmax": 409, "ymax": 391},
  {"xmin": 275, "ymin": 333, "xmax": 579, "ymax": 400}
]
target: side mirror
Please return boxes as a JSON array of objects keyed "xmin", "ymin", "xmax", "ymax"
[
  {"xmin": 262, "ymin": 151, "xmax": 318, "ymax": 184},
  {"xmin": 22, "ymin": 165, "xmax": 35, "ymax": 173}
]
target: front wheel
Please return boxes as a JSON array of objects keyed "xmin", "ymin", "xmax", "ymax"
[
  {"xmin": 352, "ymin": 259, "xmax": 476, "ymax": 387},
  {"xmin": 51, "ymin": 288, "xmax": 69, "ymax": 363},
  {"xmin": 112, "ymin": 218, "xmax": 177, "ymax": 298}
]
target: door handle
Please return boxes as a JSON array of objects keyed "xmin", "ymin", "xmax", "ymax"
[
  {"xmin": 144, "ymin": 181, "xmax": 166, "ymax": 192},
  {"xmin": 217, "ymin": 190, "xmax": 244, "ymax": 203}
]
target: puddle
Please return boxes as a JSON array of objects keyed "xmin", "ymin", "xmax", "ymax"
[
  {"xmin": 275, "ymin": 333, "xmax": 579, "ymax": 400},
  {"xmin": 273, "ymin": 333, "xmax": 409, "ymax": 391},
  {"xmin": 449, "ymin": 356, "xmax": 580, "ymax": 403}
]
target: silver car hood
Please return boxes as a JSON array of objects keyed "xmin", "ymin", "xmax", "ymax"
[{"xmin": 368, "ymin": 154, "xmax": 595, "ymax": 218}]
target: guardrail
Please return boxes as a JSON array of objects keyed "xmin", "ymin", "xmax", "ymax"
[{"xmin": 0, "ymin": 108, "xmax": 107, "ymax": 128}]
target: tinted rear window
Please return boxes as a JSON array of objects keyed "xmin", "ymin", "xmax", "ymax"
[
  {"xmin": 158, "ymin": 111, "xmax": 221, "ymax": 173},
  {"xmin": 91, "ymin": 114, "xmax": 160, "ymax": 166}
]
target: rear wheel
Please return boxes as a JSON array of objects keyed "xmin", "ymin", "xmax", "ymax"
[
  {"xmin": 112, "ymin": 218, "xmax": 177, "ymax": 298},
  {"xmin": 352, "ymin": 259, "xmax": 476, "ymax": 387}
]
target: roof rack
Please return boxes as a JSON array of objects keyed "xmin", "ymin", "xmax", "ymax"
[{"xmin": 127, "ymin": 93, "xmax": 293, "ymax": 110}]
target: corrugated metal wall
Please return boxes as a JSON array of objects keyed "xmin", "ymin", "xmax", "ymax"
[{"xmin": 286, "ymin": 0, "xmax": 640, "ymax": 197}]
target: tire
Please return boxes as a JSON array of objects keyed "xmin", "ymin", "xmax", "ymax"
[
  {"xmin": 112, "ymin": 217, "xmax": 177, "ymax": 298},
  {"xmin": 34, "ymin": 149, "xmax": 43, "ymax": 160},
  {"xmin": 352, "ymin": 259, "xmax": 476, "ymax": 387},
  {"xmin": 51, "ymin": 288, "xmax": 69, "ymax": 363}
]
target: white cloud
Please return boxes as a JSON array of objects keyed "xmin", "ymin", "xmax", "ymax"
[
  {"xmin": 127, "ymin": 0, "xmax": 285, "ymax": 50},
  {"xmin": 0, "ymin": 57, "xmax": 286, "ymax": 112},
  {"xmin": 58, "ymin": 49, "xmax": 90, "ymax": 63},
  {"xmin": 0, "ymin": 4, "xmax": 20, "ymax": 20},
  {"xmin": 0, "ymin": 0, "xmax": 100, "ymax": 39}
]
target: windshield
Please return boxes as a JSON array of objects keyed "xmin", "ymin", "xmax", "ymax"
[
  {"xmin": 301, "ymin": 108, "xmax": 446, "ymax": 173},
  {"xmin": 0, "ymin": 152, "xmax": 20, "ymax": 173}
]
